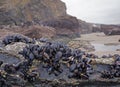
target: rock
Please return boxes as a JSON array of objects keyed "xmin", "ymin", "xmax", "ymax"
[
  {"xmin": 78, "ymin": 20, "xmax": 93, "ymax": 34},
  {"xmin": 0, "ymin": 53, "xmax": 21, "ymax": 65},
  {"xmin": 21, "ymin": 25, "xmax": 56, "ymax": 39},
  {"xmin": 68, "ymin": 40, "xmax": 95, "ymax": 52},
  {"xmin": 7, "ymin": 75, "xmax": 25, "ymax": 86},
  {"xmin": 107, "ymin": 29, "xmax": 120, "ymax": 35},
  {"xmin": 0, "ymin": 29, "xmax": 15, "ymax": 39},
  {"xmin": 5, "ymin": 42, "xmax": 27, "ymax": 54},
  {"xmin": 0, "ymin": 0, "xmax": 77, "ymax": 38},
  {"xmin": 96, "ymin": 24, "xmax": 120, "ymax": 35},
  {"xmin": 93, "ymin": 58, "xmax": 115, "ymax": 65},
  {"xmin": 0, "ymin": 0, "xmax": 80, "ymax": 38},
  {"xmin": 93, "ymin": 24, "xmax": 120, "ymax": 35},
  {"xmin": 116, "ymin": 49, "xmax": 120, "ymax": 51},
  {"xmin": 42, "ymin": 16, "xmax": 80, "ymax": 38},
  {"xmin": 0, "ymin": 0, "xmax": 66, "ymax": 25},
  {"xmin": 0, "ymin": 25, "xmax": 56, "ymax": 39},
  {"xmin": 78, "ymin": 21, "xmax": 120, "ymax": 35},
  {"xmin": 119, "ymin": 39, "xmax": 120, "ymax": 42},
  {"xmin": 0, "ymin": 40, "xmax": 120, "ymax": 86},
  {"xmin": 42, "ymin": 16, "xmax": 79, "ymax": 30},
  {"xmin": 0, "ymin": 40, "xmax": 4, "ymax": 49}
]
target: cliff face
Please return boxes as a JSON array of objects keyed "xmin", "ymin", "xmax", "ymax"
[
  {"xmin": 92, "ymin": 24, "xmax": 120, "ymax": 35},
  {"xmin": 78, "ymin": 19, "xmax": 120, "ymax": 35},
  {"xmin": 0, "ymin": 0, "xmax": 66, "ymax": 25},
  {"xmin": 78, "ymin": 20, "xmax": 93, "ymax": 34},
  {"xmin": 42, "ymin": 16, "xmax": 80, "ymax": 37},
  {"xmin": 100, "ymin": 24, "xmax": 120, "ymax": 35},
  {"xmin": 0, "ymin": 0, "xmax": 80, "ymax": 38}
]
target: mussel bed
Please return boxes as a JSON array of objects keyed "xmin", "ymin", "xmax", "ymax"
[{"xmin": 0, "ymin": 35, "xmax": 120, "ymax": 87}]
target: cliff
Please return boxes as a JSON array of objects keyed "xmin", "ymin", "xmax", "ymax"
[
  {"xmin": 42, "ymin": 15, "xmax": 80, "ymax": 37},
  {"xmin": 0, "ymin": 0, "xmax": 66, "ymax": 25},
  {"xmin": 0, "ymin": 0, "xmax": 80, "ymax": 38},
  {"xmin": 78, "ymin": 20, "xmax": 93, "ymax": 34}
]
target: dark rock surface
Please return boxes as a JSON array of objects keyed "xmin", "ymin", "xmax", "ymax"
[{"xmin": 0, "ymin": 53, "xmax": 20, "ymax": 65}]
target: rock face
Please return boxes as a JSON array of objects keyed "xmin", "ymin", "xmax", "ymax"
[
  {"xmin": 81, "ymin": 23, "xmax": 120, "ymax": 35},
  {"xmin": 92, "ymin": 24, "xmax": 120, "ymax": 35},
  {"xmin": 0, "ymin": 29, "xmax": 15, "ymax": 39},
  {"xmin": 100, "ymin": 24, "xmax": 120, "ymax": 35},
  {"xmin": 78, "ymin": 18, "xmax": 120, "ymax": 35},
  {"xmin": 0, "ymin": 0, "xmax": 66, "ymax": 25},
  {"xmin": 78, "ymin": 20, "xmax": 93, "ymax": 34},
  {"xmin": 16, "ymin": 25, "xmax": 56, "ymax": 39},
  {"xmin": 0, "ymin": 25, "xmax": 56, "ymax": 39},
  {"xmin": 0, "ymin": 0, "xmax": 80, "ymax": 38},
  {"xmin": 42, "ymin": 16, "xmax": 80, "ymax": 37}
]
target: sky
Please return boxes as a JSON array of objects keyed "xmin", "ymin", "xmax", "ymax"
[{"xmin": 61, "ymin": 0, "xmax": 120, "ymax": 24}]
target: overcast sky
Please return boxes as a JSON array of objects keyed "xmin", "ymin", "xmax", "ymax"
[{"xmin": 61, "ymin": 0, "xmax": 120, "ymax": 24}]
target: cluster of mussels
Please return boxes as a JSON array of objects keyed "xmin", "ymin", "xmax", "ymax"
[
  {"xmin": 0, "ymin": 61, "xmax": 12, "ymax": 87},
  {"xmin": 19, "ymin": 41, "xmax": 93, "ymax": 79},
  {"xmin": 2, "ymin": 34, "xmax": 35, "ymax": 45},
  {"xmin": 0, "ymin": 37, "xmax": 94, "ymax": 86},
  {"xmin": 101, "ymin": 54, "xmax": 120, "ymax": 79},
  {"xmin": 0, "ymin": 59, "xmax": 38, "ymax": 86}
]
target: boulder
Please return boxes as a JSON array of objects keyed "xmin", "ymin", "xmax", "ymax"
[{"xmin": 5, "ymin": 42, "xmax": 27, "ymax": 54}]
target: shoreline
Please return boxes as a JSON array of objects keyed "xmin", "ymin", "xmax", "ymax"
[
  {"xmin": 76, "ymin": 32, "xmax": 120, "ymax": 44},
  {"xmin": 74, "ymin": 32, "xmax": 120, "ymax": 57}
]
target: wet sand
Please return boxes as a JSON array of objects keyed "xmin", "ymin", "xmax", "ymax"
[{"xmin": 75, "ymin": 32, "xmax": 120, "ymax": 57}]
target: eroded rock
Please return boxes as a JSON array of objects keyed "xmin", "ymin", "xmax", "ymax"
[
  {"xmin": 0, "ymin": 0, "xmax": 66, "ymax": 25},
  {"xmin": 5, "ymin": 42, "xmax": 27, "ymax": 54}
]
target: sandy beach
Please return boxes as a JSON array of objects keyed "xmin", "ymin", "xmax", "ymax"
[
  {"xmin": 75, "ymin": 32, "xmax": 120, "ymax": 57},
  {"xmin": 75, "ymin": 32, "xmax": 120, "ymax": 44}
]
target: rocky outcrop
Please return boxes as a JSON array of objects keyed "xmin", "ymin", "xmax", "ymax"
[
  {"xmin": 42, "ymin": 16, "xmax": 80, "ymax": 37},
  {"xmin": 0, "ymin": 29, "xmax": 15, "ymax": 39},
  {"xmin": 5, "ymin": 42, "xmax": 27, "ymax": 54},
  {"xmin": 0, "ymin": 25, "xmax": 56, "ymax": 39},
  {"xmin": 100, "ymin": 24, "xmax": 120, "ymax": 35},
  {"xmin": 78, "ymin": 20, "xmax": 93, "ymax": 34},
  {"xmin": 0, "ymin": 0, "xmax": 66, "ymax": 25},
  {"xmin": 18, "ymin": 25, "xmax": 56, "ymax": 39},
  {"xmin": 0, "ymin": 0, "xmax": 81, "ymax": 38},
  {"xmin": 82, "ymin": 23, "xmax": 120, "ymax": 35}
]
